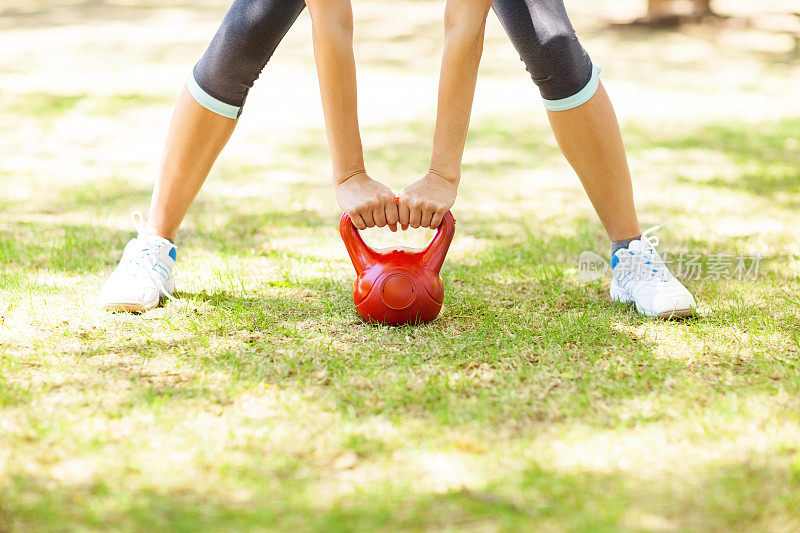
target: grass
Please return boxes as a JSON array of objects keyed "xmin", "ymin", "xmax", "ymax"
[{"xmin": 2, "ymin": 0, "xmax": 800, "ymax": 531}]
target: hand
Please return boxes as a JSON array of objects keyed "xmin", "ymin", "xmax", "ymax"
[
  {"xmin": 335, "ymin": 171, "xmax": 399, "ymax": 231},
  {"xmin": 398, "ymin": 171, "xmax": 458, "ymax": 229}
]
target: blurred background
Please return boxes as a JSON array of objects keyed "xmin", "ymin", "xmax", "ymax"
[
  {"xmin": 1, "ymin": 0, "xmax": 797, "ymax": 238},
  {"xmin": 2, "ymin": 1, "xmax": 800, "ymax": 530}
]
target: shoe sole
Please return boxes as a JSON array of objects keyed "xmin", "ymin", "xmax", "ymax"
[
  {"xmin": 617, "ymin": 298, "xmax": 695, "ymax": 319},
  {"xmin": 102, "ymin": 303, "xmax": 148, "ymax": 313},
  {"xmin": 100, "ymin": 279, "xmax": 175, "ymax": 313},
  {"xmin": 101, "ymin": 297, "xmax": 161, "ymax": 313},
  {"xmin": 610, "ymin": 283, "xmax": 696, "ymax": 320},
  {"xmin": 655, "ymin": 307, "xmax": 696, "ymax": 319}
]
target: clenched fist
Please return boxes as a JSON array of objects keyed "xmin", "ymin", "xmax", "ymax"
[
  {"xmin": 398, "ymin": 171, "xmax": 458, "ymax": 229},
  {"xmin": 335, "ymin": 171, "xmax": 400, "ymax": 231}
]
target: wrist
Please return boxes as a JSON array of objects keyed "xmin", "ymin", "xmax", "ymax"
[
  {"xmin": 331, "ymin": 148, "xmax": 366, "ymax": 185},
  {"xmin": 429, "ymin": 151, "xmax": 462, "ymax": 184},
  {"xmin": 427, "ymin": 167, "xmax": 460, "ymax": 185},
  {"xmin": 334, "ymin": 168, "xmax": 368, "ymax": 186}
]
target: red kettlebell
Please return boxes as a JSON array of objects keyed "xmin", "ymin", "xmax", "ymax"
[{"xmin": 339, "ymin": 205, "xmax": 456, "ymax": 326}]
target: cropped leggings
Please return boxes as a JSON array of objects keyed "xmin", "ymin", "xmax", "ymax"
[{"xmin": 189, "ymin": 0, "xmax": 600, "ymax": 120}]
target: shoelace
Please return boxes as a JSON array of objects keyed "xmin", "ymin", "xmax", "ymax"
[
  {"xmin": 634, "ymin": 224, "xmax": 672, "ymax": 283},
  {"xmin": 123, "ymin": 211, "xmax": 177, "ymax": 303},
  {"xmin": 639, "ymin": 224, "xmax": 664, "ymax": 249}
]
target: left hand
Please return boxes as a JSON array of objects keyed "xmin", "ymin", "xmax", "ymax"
[{"xmin": 398, "ymin": 171, "xmax": 458, "ymax": 229}]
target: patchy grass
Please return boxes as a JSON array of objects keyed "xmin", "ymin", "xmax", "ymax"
[
  {"xmin": 3, "ymin": 92, "xmax": 175, "ymax": 121},
  {"xmin": 2, "ymin": 0, "xmax": 800, "ymax": 531}
]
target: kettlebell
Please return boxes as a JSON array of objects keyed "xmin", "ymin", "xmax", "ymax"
[{"xmin": 339, "ymin": 205, "xmax": 456, "ymax": 326}]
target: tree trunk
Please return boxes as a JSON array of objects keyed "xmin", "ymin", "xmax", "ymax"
[{"xmin": 647, "ymin": 0, "xmax": 713, "ymax": 20}]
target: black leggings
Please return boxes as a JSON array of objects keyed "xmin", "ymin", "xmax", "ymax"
[{"xmin": 189, "ymin": 0, "xmax": 599, "ymax": 119}]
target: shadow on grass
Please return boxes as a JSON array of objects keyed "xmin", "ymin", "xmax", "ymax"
[
  {"xmin": 627, "ymin": 118, "xmax": 800, "ymax": 201},
  {"xmin": 594, "ymin": 14, "xmax": 800, "ymax": 66},
  {"xmin": 6, "ymin": 451, "xmax": 799, "ymax": 531},
  {"xmin": 0, "ymin": 469, "xmax": 602, "ymax": 531},
  {"xmin": 3, "ymin": 114, "xmax": 797, "ymax": 402},
  {"xmin": 274, "ymin": 118, "xmax": 560, "ymax": 178},
  {"xmin": 0, "ymin": 221, "xmax": 132, "ymax": 274},
  {"xmin": 86, "ymin": 278, "xmax": 681, "ymax": 429},
  {"xmin": 1, "ymin": 92, "xmax": 176, "ymax": 122}
]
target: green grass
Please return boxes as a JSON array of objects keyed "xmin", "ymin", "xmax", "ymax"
[
  {"xmin": 2, "ymin": 0, "xmax": 800, "ymax": 531},
  {"xmin": 2, "ymin": 92, "xmax": 174, "ymax": 121}
]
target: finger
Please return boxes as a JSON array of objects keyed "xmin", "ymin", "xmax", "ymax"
[
  {"xmin": 398, "ymin": 200, "xmax": 411, "ymax": 228},
  {"xmin": 361, "ymin": 209, "xmax": 376, "ymax": 228},
  {"xmin": 429, "ymin": 210, "xmax": 445, "ymax": 229},
  {"xmin": 373, "ymin": 205, "xmax": 387, "ymax": 228},
  {"xmin": 350, "ymin": 213, "xmax": 367, "ymax": 231},
  {"xmin": 385, "ymin": 201, "xmax": 399, "ymax": 232},
  {"xmin": 408, "ymin": 203, "xmax": 422, "ymax": 228},
  {"xmin": 420, "ymin": 206, "xmax": 433, "ymax": 229}
]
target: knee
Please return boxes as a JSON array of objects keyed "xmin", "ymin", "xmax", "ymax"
[
  {"xmin": 492, "ymin": 0, "xmax": 599, "ymax": 109},
  {"xmin": 192, "ymin": 0, "xmax": 304, "ymax": 113},
  {"xmin": 525, "ymin": 32, "xmax": 594, "ymax": 103},
  {"xmin": 215, "ymin": 4, "xmax": 278, "ymax": 71}
]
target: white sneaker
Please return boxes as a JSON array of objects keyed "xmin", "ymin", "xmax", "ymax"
[
  {"xmin": 610, "ymin": 226, "xmax": 697, "ymax": 319},
  {"xmin": 99, "ymin": 212, "xmax": 177, "ymax": 312}
]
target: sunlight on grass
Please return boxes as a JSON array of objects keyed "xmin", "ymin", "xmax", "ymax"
[{"xmin": 1, "ymin": 0, "xmax": 799, "ymax": 530}]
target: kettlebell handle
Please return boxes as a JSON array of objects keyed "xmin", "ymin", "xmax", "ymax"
[
  {"xmin": 339, "ymin": 212, "xmax": 380, "ymax": 275},
  {"xmin": 420, "ymin": 210, "xmax": 455, "ymax": 274},
  {"xmin": 339, "ymin": 198, "xmax": 456, "ymax": 275}
]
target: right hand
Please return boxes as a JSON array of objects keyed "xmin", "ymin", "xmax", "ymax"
[{"xmin": 335, "ymin": 171, "xmax": 399, "ymax": 231}]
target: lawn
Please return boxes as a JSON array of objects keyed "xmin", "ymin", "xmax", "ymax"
[{"xmin": 1, "ymin": 0, "xmax": 799, "ymax": 531}]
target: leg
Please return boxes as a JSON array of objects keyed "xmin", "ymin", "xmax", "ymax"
[
  {"xmin": 147, "ymin": 89, "xmax": 237, "ymax": 240},
  {"xmin": 491, "ymin": 0, "xmax": 640, "ymax": 242},
  {"xmin": 492, "ymin": 0, "xmax": 695, "ymax": 318},
  {"xmin": 546, "ymin": 84, "xmax": 640, "ymax": 242},
  {"xmin": 100, "ymin": 0, "xmax": 305, "ymax": 311},
  {"xmin": 148, "ymin": 0, "xmax": 306, "ymax": 240}
]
